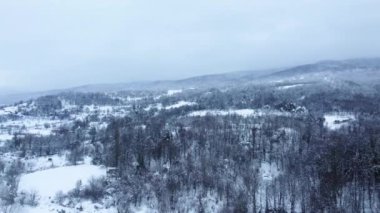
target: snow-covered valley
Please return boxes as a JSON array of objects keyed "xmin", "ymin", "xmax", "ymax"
[{"xmin": 1, "ymin": 59, "xmax": 380, "ymax": 212}]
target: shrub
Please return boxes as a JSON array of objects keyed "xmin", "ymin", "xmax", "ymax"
[
  {"xmin": 18, "ymin": 190, "xmax": 40, "ymax": 206},
  {"xmin": 55, "ymin": 191, "xmax": 66, "ymax": 205},
  {"xmin": 70, "ymin": 180, "xmax": 82, "ymax": 198},
  {"xmin": 82, "ymin": 177, "xmax": 107, "ymax": 201}
]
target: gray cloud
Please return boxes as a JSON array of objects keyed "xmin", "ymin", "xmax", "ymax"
[{"xmin": 1, "ymin": 0, "xmax": 380, "ymax": 91}]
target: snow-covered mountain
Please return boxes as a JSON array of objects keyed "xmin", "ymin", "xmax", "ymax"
[
  {"xmin": 2, "ymin": 58, "xmax": 380, "ymax": 106},
  {"xmin": 261, "ymin": 58, "xmax": 380, "ymax": 84},
  {"xmin": 1, "ymin": 59, "xmax": 380, "ymax": 212},
  {"xmin": 66, "ymin": 58, "xmax": 380, "ymax": 91}
]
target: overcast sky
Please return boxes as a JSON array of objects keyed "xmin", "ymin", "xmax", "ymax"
[{"xmin": 1, "ymin": 0, "xmax": 380, "ymax": 91}]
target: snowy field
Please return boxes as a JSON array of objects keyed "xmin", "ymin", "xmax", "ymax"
[
  {"xmin": 18, "ymin": 165, "xmax": 106, "ymax": 198},
  {"xmin": 17, "ymin": 165, "xmax": 109, "ymax": 213}
]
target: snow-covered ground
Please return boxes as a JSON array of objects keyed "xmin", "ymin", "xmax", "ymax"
[
  {"xmin": 0, "ymin": 105, "xmax": 19, "ymax": 115},
  {"xmin": 124, "ymin": 96, "xmax": 143, "ymax": 102},
  {"xmin": 165, "ymin": 101, "xmax": 197, "ymax": 110},
  {"xmin": 0, "ymin": 102, "xmax": 36, "ymax": 116},
  {"xmin": 17, "ymin": 164, "xmax": 109, "ymax": 213},
  {"xmin": 18, "ymin": 165, "xmax": 106, "ymax": 198},
  {"xmin": 145, "ymin": 101, "xmax": 197, "ymax": 111},
  {"xmin": 22, "ymin": 154, "xmax": 68, "ymax": 172},
  {"xmin": 89, "ymin": 121, "xmax": 108, "ymax": 130},
  {"xmin": 0, "ymin": 118, "xmax": 64, "ymax": 137},
  {"xmin": 144, "ymin": 103, "xmax": 163, "ymax": 111},
  {"xmin": 277, "ymin": 84, "xmax": 304, "ymax": 90},
  {"xmin": 324, "ymin": 113, "xmax": 355, "ymax": 130},
  {"xmin": 60, "ymin": 100, "xmax": 78, "ymax": 111},
  {"xmin": 73, "ymin": 105, "xmax": 129, "ymax": 121},
  {"xmin": 0, "ymin": 98, "xmax": 133, "ymax": 149},
  {"xmin": 0, "ymin": 133, "xmax": 13, "ymax": 142},
  {"xmin": 16, "ymin": 198, "xmax": 116, "ymax": 213},
  {"xmin": 188, "ymin": 109, "xmax": 291, "ymax": 118},
  {"xmin": 167, "ymin": 89, "xmax": 183, "ymax": 96},
  {"xmin": 260, "ymin": 162, "xmax": 281, "ymax": 181}
]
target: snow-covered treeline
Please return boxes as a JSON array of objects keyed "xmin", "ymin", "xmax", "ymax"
[{"xmin": 0, "ymin": 81, "xmax": 380, "ymax": 212}]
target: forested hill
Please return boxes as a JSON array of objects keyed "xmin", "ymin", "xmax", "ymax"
[{"xmin": 0, "ymin": 59, "xmax": 380, "ymax": 212}]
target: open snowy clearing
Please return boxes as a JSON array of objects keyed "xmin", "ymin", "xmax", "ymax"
[
  {"xmin": 188, "ymin": 109, "xmax": 290, "ymax": 118},
  {"xmin": 18, "ymin": 165, "xmax": 106, "ymax": 198},
  {"xmin": 165, "ymin": 101, "xmax": 197, "ymax": 110},
  {"xmin": 167, "ymin": 89, "xmax": 183, "ymax": 96},
  {"xmin": 17, "ymin": 164, "xmax": 107, "ymax": 213},
  {"xmin": 324, "ymin": 113, "xmax": 355, "ymax": 130}
]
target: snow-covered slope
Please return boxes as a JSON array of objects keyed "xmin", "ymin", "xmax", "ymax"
[{"xmin": 17, "ymin": 165, "xmax": 110, "ymax": 213}]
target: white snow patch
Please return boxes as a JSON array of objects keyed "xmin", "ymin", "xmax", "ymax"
[
  {"xmin": 17, "ymin": 164, "xmax": 108, "ymax": 213},
  {"xmin": 23, "ymin": 154, "xmax": 68, "ymax": 172},
  {"xmin": 18, "ymin": 165, "xmax": 106, "ymax": 198},
  {"xmin": 260, "ymin": 162, "xmax": 280, "ymax": 181},
  {"xmin": 144, "ymin": 103, "xmax": 163, "ymax": 111},
  {"xmin": 0, "ymin": 105, "xmax": 18, "ymax": 115},
  {"xmin": 277, "ymin": 84, "xmax": 304, "ymax": 90},
  {"xmin": 60, "ymin": 100, "xmax": 77, "ymax": 111},
  {"xmin": 17, "ymin": 201, "xmax": 117, "ymax": 213},
  {"xmin": 73, "ymin": 105, "xmax": 129, "ymax": 120},
  {"xmin": 89, "ymin": 121, "xmax": 108, "ymax": 130},
  {"xmin": 125, "ymin": 96, "xmax": 143, "ymax": 102},
  {"xmin": 324, "ymin": 113, "xmax": 355, "ymax": 130},
  {"xmin": 0, "ymin": 133, "xmax": 13, "ymax": 141},
  {"xmin": 0, "ymin": 118, "xmax": 63, "ymax": 137},
  {"xmin": 165, "ymin": 101, "xmax": 197, "ymax": 110},
  {"xmin": 188, "ymin": 109, "xmax": 290, "ymax": 118},
  {"xmin": 167, "ymin": 89, "xmax": 182, "ymax": 96}
]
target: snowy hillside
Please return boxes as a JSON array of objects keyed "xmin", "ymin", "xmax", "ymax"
[
  {"xmin": 1, "ymin": 59, "xmax": 380, "ymax": 212},
  {"xmin": 3, "ymin": 58, "xmax": 380, "ymax": 106}
]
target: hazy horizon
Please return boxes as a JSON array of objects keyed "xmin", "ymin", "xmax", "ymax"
[
  {"xmin": 1, "ymin": 0, "xmax": 380, "ymax": 92},
  {"xmin": 1, "ymin": 56, "xmax": 376, "ymax": 94}
]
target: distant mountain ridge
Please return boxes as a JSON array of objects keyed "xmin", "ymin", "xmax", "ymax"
[
  {"xmin": 1, "ymin": 57, "xmax": 379, "ymax": 105},
  {"xmin": 268, "ymin": 58, "xmax": 380, "ymax": 77},
  {"xmin": 257, "ymin": 58, "xmax": 380, "ymax": 86},
  {"xmin": 68, "ymin": 68, "xmax": 278, "ymax": 92}
]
